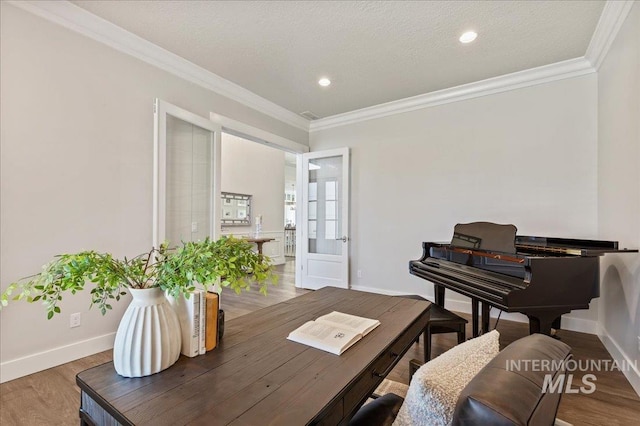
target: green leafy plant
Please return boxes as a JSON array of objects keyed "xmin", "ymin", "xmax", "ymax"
[{"xmin": 0, "ymin": 236, "xmax": 278, "ymax": 319}]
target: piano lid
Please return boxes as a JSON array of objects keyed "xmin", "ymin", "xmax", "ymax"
[
  {"xmin": 515, "ymin": 235, "xmax": 637, "ymax": 256},
  {"xmin": 449, "ymin": 222, "xmax": 637, "ymax": 257}
]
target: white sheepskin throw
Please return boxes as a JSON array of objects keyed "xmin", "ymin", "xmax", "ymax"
[{"xmin": 393, "ymin": 330, "xmax": 500, "ymax": 426}]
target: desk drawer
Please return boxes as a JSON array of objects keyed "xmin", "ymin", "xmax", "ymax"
[{"xmin": 342, "ymin": 314, "xmax": 429, "ymax": 421}]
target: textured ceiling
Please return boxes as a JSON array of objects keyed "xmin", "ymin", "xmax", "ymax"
[{"xmin": 71, "ymin": 1, "xmax": 605, "ymax": 119}]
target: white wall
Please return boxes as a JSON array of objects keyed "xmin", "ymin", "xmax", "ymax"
[
  {"xmin": 221, "ymin": 134, "xmax": 286, "ymax": 263},
  {"xmin": 310, "ymin": 74, "xmax": 599, "ymax": 331},
  {"xmin": 596, "ymin": 3, "xmax": 640, "ymax": 394},
  {"xmin": 0, "ymin": 3, "xmax": 306, "ymax": 382}
]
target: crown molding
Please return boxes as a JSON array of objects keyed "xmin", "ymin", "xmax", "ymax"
[
  {"xmin": 9, "ymin": 0, "xmax": 615, "ymax": 135},
  {"xmin": 585, "ymin": 1, "xmax": 635, "ymax": 70},
  {"xmin": 310, "ymin": 57, "xmax": 595, "ymax": 132},
  {"xmin": 8, "ymin": 0, "xmax": 310, "ymax": 132}
]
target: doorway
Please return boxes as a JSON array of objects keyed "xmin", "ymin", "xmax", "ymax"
[
  {"xmin": 209, "ymin": 112, "xmax": 308, "ymax": 288},
  {"xmin": 219, "ymin": 132, "xmax": 289, "ymax": 266}
]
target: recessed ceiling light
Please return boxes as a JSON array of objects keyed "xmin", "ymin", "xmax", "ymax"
[
  {"xmin": 318, "ymin": 77, "xmax": 331, "ymax": 87},
  {"xmin": 459, "ymin": 31, "xmax": 478, "ymax": 44}
]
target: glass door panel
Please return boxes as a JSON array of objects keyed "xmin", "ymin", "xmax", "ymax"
[{"xmin": 307, "ymin": 156, "xmax": 343, "ymax": 255}]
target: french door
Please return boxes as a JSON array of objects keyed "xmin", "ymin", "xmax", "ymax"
[
  {"xmin": 298, "ymin": 148, "xmax": 350, "ymax": 289},
  {"xmin": 153, "ymin": 99, "xmax": 222, "ymax": 248}
]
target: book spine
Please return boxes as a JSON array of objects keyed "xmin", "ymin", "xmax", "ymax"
[
  {"xmin": 205, "ymin": 292, "xmax": 219, "ymax": 351},
  {"xmin": 198, "ymin": 290, "xmax": 206, "ymax": 355},
  {"xmin": 167, "ymin": 292, "xmax": 200, "ymax": 357},
  {"xmin": 191, "ymin": 291, "xmax": 201, "ymax": 357}
]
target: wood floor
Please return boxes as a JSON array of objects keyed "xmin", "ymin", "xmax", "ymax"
[{"xmin": 1, "ymin": 260, "xmax": 638, "ymax": 425}]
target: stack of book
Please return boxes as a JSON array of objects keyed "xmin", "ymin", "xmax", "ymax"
[{"xmin": 168, "ymin": 290, "xmax": 220, "ymax": 357}]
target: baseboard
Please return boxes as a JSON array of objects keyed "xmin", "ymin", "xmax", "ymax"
[
  {"xmin": 349, "ymin": 285, "xmax": 417, "ymax": 297},
  {"xmin": 597, "ymin": 325, "xmax": 640, "ymax": 397},
  {"xmin": 0, "ymin": 332, "xmax": 115, "ymax": 383},
  {"xmin": 349, "ymin": 285, "xmax": 598, "ymax": 334}
]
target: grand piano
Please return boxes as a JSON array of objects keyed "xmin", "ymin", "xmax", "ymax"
[{"xmin": 409, "ymin": 222, "xmax": 637, "ymax": 336}]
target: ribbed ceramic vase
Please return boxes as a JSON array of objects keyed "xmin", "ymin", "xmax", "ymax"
[{"xmin": 113, "ymin": 287, "xmax": 181, "ymax": 378}]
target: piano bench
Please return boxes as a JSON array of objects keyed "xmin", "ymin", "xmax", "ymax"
[
  {"xmin": 397, "ymin": 295, "xmax": 468, "ymax": 362},
  {"xmin": 425, "ymin": 303, "xmax": 468, "ymax": 362}
]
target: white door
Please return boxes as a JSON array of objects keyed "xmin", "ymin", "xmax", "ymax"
[
  {"xmin": 298, "ymin": 148, "xmax": 349, "ymax": 289},
  {"xmin": 153, "ymin": 99, "xmax": 222, "ymax": 247}
]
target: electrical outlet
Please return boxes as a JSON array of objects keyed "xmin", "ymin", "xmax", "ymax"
[
  {"xmin": 357, "ymin": 269, "xmax": 362, "ymax": 278},
  {"xmin": 70, "ymin": 312, "xmax": 81, "ymax": 328},
  {"xmin": 191, "ymin": 222, "xmax": 198, "ymax": 232}
]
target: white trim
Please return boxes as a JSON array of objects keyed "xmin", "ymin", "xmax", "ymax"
[
  {"xmin": 0, "ymin": 332, "xmax": 115, "ymax": 383},
  {"xmin": 210, "ymin": 113, "xmax": 309, "ymax": 154},
  {"xmin": 310, "ymin": 57, "xmax": 594, "ymax": 132},
  {"xmin": 598, "ymin": 324, "xmax": 640, "ymax": 397},
  {"xmin": 585, "ymin": 1, "xmax": 635, "ymax": 69},
  {"xmin": 557, "ymin": 315, "xmax": 598, "ymax": 335},
  {"xmin": 349, "ymin": 285, "xmax": 422, "ymax": 297},
  {"xmin": 8, "ymin": 0, "xmax": 309, "ymax": 132},
  {"xmin": 295, "ymin": 154, "xmax": 304, "ymax": 288}
]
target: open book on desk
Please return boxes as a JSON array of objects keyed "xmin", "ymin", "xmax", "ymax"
[{"xmin": 287, "ymin": 311, "xmax": 381, "ymax": 355}]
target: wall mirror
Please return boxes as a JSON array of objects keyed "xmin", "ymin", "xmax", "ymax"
[{"xmin": 221, "ymin": 192, "xmax": 252, "ymax": 226}]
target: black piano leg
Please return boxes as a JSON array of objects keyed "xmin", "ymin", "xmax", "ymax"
[
  {"xmin": 481, "ymin": 303, "xmax": 490, "ymax": 334},
  {"xmin": 435, "ymin": 285, "xmax": 445, "ymax": 307},
  {"xmin": 527, "ymin": 311, "xmax": 568, "ymax": 336},
  {"xmin": 528, "ymin": 317, "xmax": 554, "ymax": 336},
  {"xmin": 550, "ymin": 316, "xmax": 562, "ymax": 339},
  {"xmin": 471, "ymin": 299, "xmax": 479, "ymax": 337}
]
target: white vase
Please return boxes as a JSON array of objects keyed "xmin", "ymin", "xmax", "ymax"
[{"xmin": 113, "ymin": 287, "xmax": 181, "ymax": 378}]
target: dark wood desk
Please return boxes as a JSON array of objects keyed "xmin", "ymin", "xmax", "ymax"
[
  {"xmin": 76, "ymin": 287, "xmax": 430, "ymax": 426},
  {"xmin": 245, "ymin": 237, "xmax": 275, "ymax": 255}
]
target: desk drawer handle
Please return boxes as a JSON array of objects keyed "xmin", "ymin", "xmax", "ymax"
[{"xmin": 373, "ymin": 352, "xmax": 401, "ymax": 378}]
